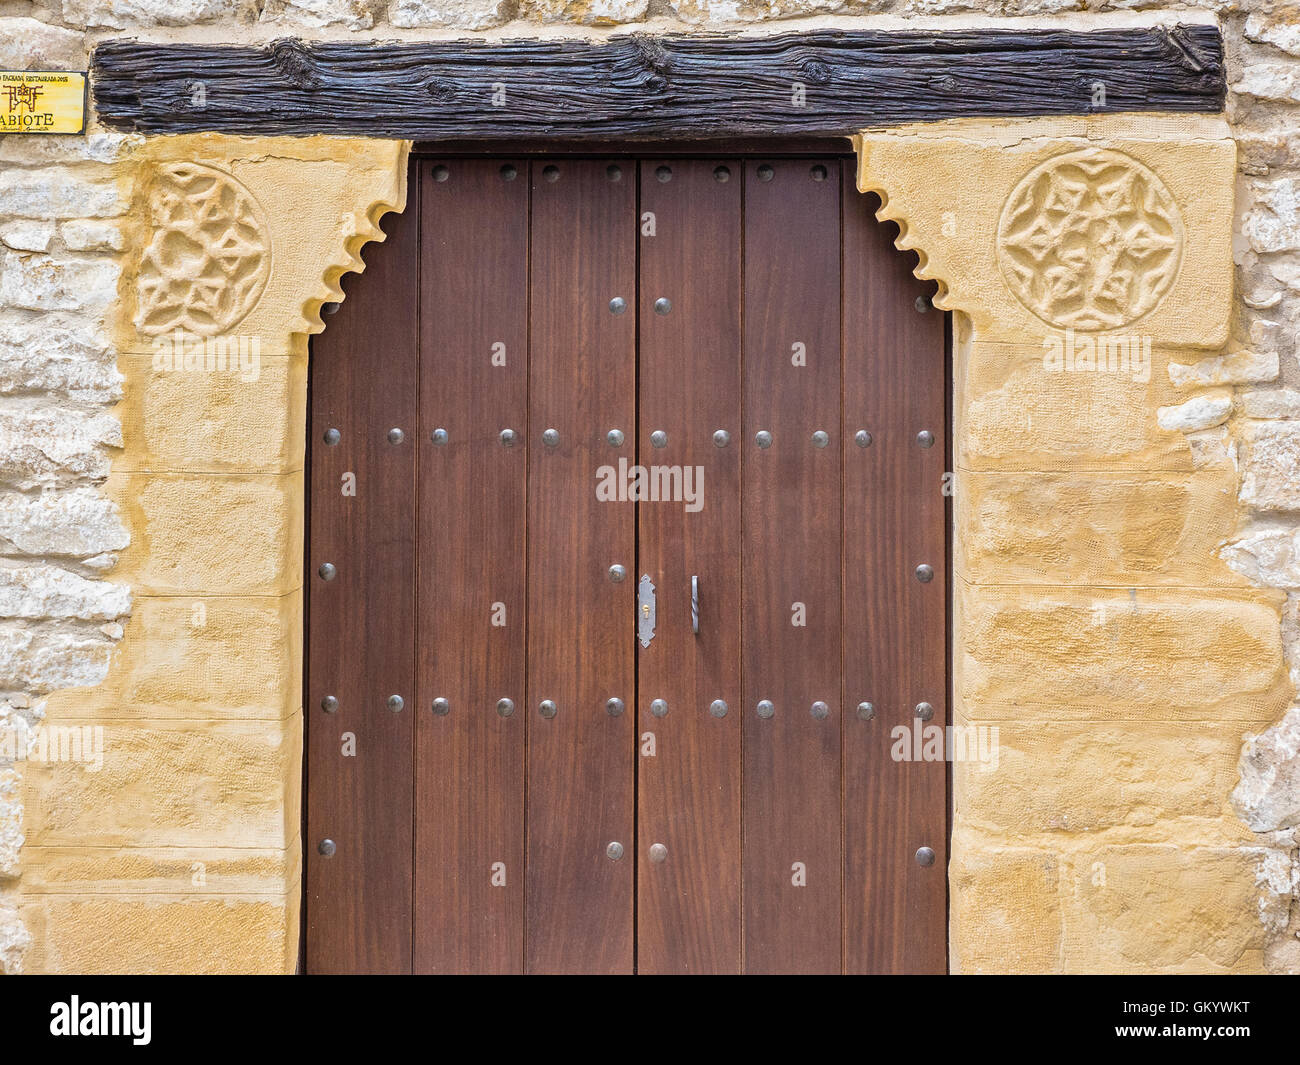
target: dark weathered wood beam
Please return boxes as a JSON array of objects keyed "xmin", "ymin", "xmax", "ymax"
[{"xmin": 92, "ymin": 26, "xmax": 1225, "ymax": 140}]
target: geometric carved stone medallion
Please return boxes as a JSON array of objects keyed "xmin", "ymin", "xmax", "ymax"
[
  {"xmin": 135, "ymin": 161, "xmax": 271, "ymax": 336},
  {"xmin": 996, "ymin": 148, "xmax": 1183, "ymax": 332}
]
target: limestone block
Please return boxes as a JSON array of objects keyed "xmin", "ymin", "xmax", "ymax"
[
  {"xmin": 958, "ymin": 469, "xmax": 1243, "ymax": 586},
  {"xmin": 957, "ymin": 342, "xmax": 1195, "ymax": 472},
  {"xmin": 389, "ymin": 0, "xmax": 514, "ymax": 27},
  {"xmin": 1232, "ymin": 706, "xmax": 1300, "ymax": 832},
  {"xmin": 1240, "ymin": 420, "xmax": 1300, "ymax": 510},
  {"xmin": 1156, "ymin": 389, "xmax": 1233, "ymax": 432},
  {"xmin": 23, "ymin": 715, "xmax": 300, "ymax": 848},
  {"xmin": 115, "ymin": 353, "xmax": 306, "ymax": 474},
  {"xmin": 958, "ymin": 584, "xmax": 1290, "ymax": 722},
  {"xmin": 954, "ymin": 720, "xmax": 1250, "ymax": 835},
  {"xmin": 949, "ymin": 835, "xmax": 1062, "ymax": 974},
  {"xmin": 40, "ymin": 594, "xmax": 301, "ymax": 721},
  {"xmin": 0, "ymin": 312, "xmax": 120, "ymax": 402},
  {"xmin": 106, "ymin": 472, "xmax": 302, "ymax": 596},
  {"xmin": 1061, "ymin": 845, "xmax": 1290, "ymax": 973},
  {"xmin": 20, "ymin": 892, "xmax": 297, "ymax": 974},
  {"xmin": 262, "ymin": 0, "xmax": 383, "ymax": 27},
  {"xmin": 0, "ymin": 168, "xmax": 127, "ymax": 220}
]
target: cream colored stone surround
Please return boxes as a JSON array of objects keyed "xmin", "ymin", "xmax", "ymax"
[{"xmin": 14, "ymin": 112, "xmax": 1294, "ymax": 973}]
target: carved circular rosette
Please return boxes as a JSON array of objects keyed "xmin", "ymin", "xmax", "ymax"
[
  {"xmin": 996, "ymin": 149, "xmax": 1183, "ymax": 332},
  {"xmin": 136, "ymin": 162, "xmax": 271, "ymax": 336}
]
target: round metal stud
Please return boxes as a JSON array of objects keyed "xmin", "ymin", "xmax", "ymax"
[
  {"xmin": 651, "ymin": 698, "xmax": 668, "ymax": 718},
  {"xmin": 656, "ymin": 165, "xmax": 672, "ymax": 183},
  {"xmin": 543, "ymin": 164, "xmax": 560, "ymax": 183},
  {"xmin": 318, "ymin": 839, "xmax": 336, "ymax": 857},
  {"xmin": 755, "ymin": 430, "xmax": 773, "ymax": 449},
  {"xmin": 915, "ymin": 295, "xmax": 932, "ymax": 313},
  {"xmin": 649, "ymin": 843, "xmax": 668, "ymax": 863},
  {"xmin": 500, "ymin": 428, "xmax": 517, "ymax": 447},
  {"xmin": 916, "ymin": 846, "xmax": 937, "ymax": 867},
  {"xmin": 650, "ymin": 430, "xmax": 668, "ymax": 449},
  {"xmin": 606, "ymin": 841, "xmax": 624, "ymax": 861},
  {"xmin": 856, "ymin": 701, "xmax": 876, "ymax": 721},
  {"xmin": 539, "ymin": 699, "xmax": 558, "ymax": 719},
  {"xmin": 915, "ymin": 564, "xmax": 935, "ymax": 583},
  {"xmin": 323, "ymin": 428, "xmax": 341, "ymax": 446},
  {"xmin": 387, "ymin": 427, "xmax": 404, "ymax": 445},
  {"xmin": 321, "ymin": 695, "xmax": 339, "ymax": 713},
  {"xmin": 917, "ymin": 429, "xmax": 936, "ymax": 449},
  {"xmin": 387, "ymin": 694, "xmax": 405, "ymax": 713},
  {"xmin": 609, "ymin": 296, "xmax": 627, "ymax": 315},
  {"xmin": 914, "ymin": 701, "xmax": 935, "ymax": 721},
  {"xmin": 810, "ymin": 164, "xmax": 828, "ymax": 182},
  {"xmin": 756, "ymin": 699, "xmax": 775, "ymax": 719},
  {"xmin": 812, "ymin": 430, "xmax": 829, "ymax": 449},
  {"xmin": 318, "ymin": 562, "xmax": 336, "ymax": 581},
  {"xmin": 500, "ymin": 164, "xmax": 517, "ymax": 182},
  {"xmin": 654, "ymin": 297, "xmax": 672, "ymax": 316},
  {"xmin": 431, "ymin": 697, "xmax": 450, "ymax": 716},
  {"xmin": 855, "ymin": 430, "xmax": 873, "ymax": 448},
  {"xmin": 322, "ymin": 302, "xmax": 340, "ymax": 316},
  {"xmin": 811, "ymin": 700, "xmax": 830, "ymax": 720},
  {"xmin": 433, "ymin": 164, "xmax": 450, "ymax": 182},
  {"xmin": 607, "ymin": 429, "xmax": 625, "ymax": 447},
  {"xmin": 606, "ymin": 164, "xmax": 622, "ymax": 182},
  {"xmin": 606, "ymin": 697, "xmax": 625, "ymax": 717},
  {"xmin": 757, "ymin": 164, "xmax": 775, "ymax": 182},
  {"xmin": 714, "ymin": 165, "xmax": 731, "ymax": 183},
  {"xmin": 608, "ymin": 564, "xmax": 627, "ymax": 583},
  {"xmin": 709, "ymin": 699, "xmax": 728, "ymax": 719},
  {"xmin": 713, "ymin": 429, "xmax": 731, "ymax": 448},
  {"xmin": 496, "ymin": 698, "xmax": 515, "ymax": 718},
  {"xmin": 542, "ymin": 428, "xmax": 560, "ymax": 448},
  {"xmin": 431, "ymin": 428, "xmax": 449, "ymax": 446}
]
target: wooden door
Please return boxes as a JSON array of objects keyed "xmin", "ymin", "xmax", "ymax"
[{"xmin": 306, "ymin": 152, "xmax": 947, "ymax": 975}]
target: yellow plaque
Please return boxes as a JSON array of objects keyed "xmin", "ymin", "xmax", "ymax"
[{"xmin": 0, "ymin": 71, "xmax": 86, "ymax": 134}]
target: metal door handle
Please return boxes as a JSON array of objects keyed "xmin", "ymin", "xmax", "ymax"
[{"xmin": 691, "ymin": 575, "xmax": 699, "ymax": 635}]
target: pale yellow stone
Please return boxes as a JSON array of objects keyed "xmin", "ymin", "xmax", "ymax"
[
  {"xmin": 106, "ymin": 472, "xmax": 303, "ymax": 595},
  {"xmin": 957, "ymin": 469, "xmax": 1245, "ymax": 587},
  {"xmin": 954, "ymin": 720, "xmax": 1253, "ymax": 835},
  {"xmin": 855, "ymin": 115, "xmax": 1234, "ymax": 349},
  {"xmin": 21, "ymin": 893, "xmax": 297, "ymax": 974},
  {"xmin": 114, "ymin": 354, "xmax": 306, "ymax": 474},
  {"xmin": 20, "ymin": 846, "xmax": 299, "ymax": 894},
  {"xmin": 115, "ymin": 135, "xmax": 410, "ymax": 356},
  {"xmin": 958, "ymin": 585, "xmax": 1289, "ymax": 723},
  {"xmin": 40, "ymin": 594, "xmax": 300, "ymax": 720},
  {"xmin": 949, "ymin": 834, "xmax": 1062, "ymax": 974},
  {"xmin": 23, "ymin": 715, "xmax": 301, "ymax": 849},
  {"xmin": 1060, "ymin": 845, "xmax": 1281, "ymax": 973}
]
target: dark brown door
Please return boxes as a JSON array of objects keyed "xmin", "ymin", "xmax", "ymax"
[{"xmin": 306, "ymin": 153, "xmax": 947, "ymax": 975}]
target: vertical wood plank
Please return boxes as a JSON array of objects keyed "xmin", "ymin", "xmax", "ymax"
[
  {"xmin": 305, "ymin": 199, "xmax": 419, "ymax": 974},
  {"xmin": 842, "ymin": 176, "xmax": 949, "ymax": 974},
  {"xmin": 526, "ymin": 158, "xmax": 636, "ymax": 974},
  {"xmin": 414, "ymin": 158, "xmax": 529, "ymax": 973},
  {"xmin": 741, "ymin": 158, "xmax": 843, "ymax": 974},
  {"xmin": 636, "ymin": 159, "xmax": 743, "ymax": 974}
]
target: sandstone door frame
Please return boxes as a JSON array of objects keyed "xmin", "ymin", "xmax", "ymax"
[{"xmin": 24, "ymin": 17, "xmax": 1257, "ymax": 974}]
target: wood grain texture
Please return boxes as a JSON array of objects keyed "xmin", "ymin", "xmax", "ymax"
[
  {"xmin": 305, "ymin": 203, "xmax": 419, "ymax": 974},
  {"xmin": 413, "ymin": 159, "xmax": 528, "ymax": 974},
  {"xmin": 841, "ymin": 175, "xmax": 949, "ymax": 974},
  {"xmin": 525, "ymin": 159, "xmax": 637, "ymax": 974},
  {"xmin": 741, "ymin": 158, "xmax": 843, "ymax": 974},
  {"xmin": 636, "ymin": 159, "xmax": 743, "ymax": 975},
  {"xmin": 92, "ymin": 26, "xmax": 1224, "ymax": 139}
]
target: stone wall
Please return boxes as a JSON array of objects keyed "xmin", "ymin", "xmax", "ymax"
[{"xmin": 0, "ymin": 1, "xmax": 1296, "ymax": 973}]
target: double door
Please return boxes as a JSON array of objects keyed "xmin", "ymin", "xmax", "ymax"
[{"xmin": 306, "ymin": 154, "xmax": 947, "ymax": 974}]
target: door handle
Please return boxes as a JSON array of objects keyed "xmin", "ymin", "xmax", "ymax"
[{"xmin": 691, "ymin": 575, "xmax": 699, "ymax": 636}]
